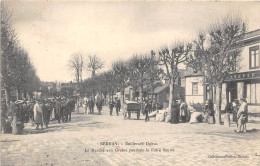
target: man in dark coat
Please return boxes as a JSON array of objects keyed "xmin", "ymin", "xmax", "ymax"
[
  {"xmin": 88, "ymin": 98, "xmax": 94, "ymax": 115},
  {"xmin": 115, "ymin": 98, "xmax": 121, "ymax": 116},
  {"xmin": 96, "ymin": 98, "xmax": 103, "ymax": 115},
  {"xmin": 1, "ymin": 100, "xmax": 8, "ymax": 133},
  {"xmin": 68, "ymin": 98, "xmax": 75, "ymax": 121},
  {"xmin": 64, "ymin": 99, "xmax": 70, "ymax": 122},
  {"xmin": 43, "ymin": 100, "xmax": 52, "ymax": 128},
  {"xmin": 109, "ymin": 99, "xmax": 114, "ymax": 116},
  {"xmin": 55, "ymin": 98, "xmax": 63, "ymax": 123},
  {"xmin": 144, "ymin": 100, "xmax": 151, "ymax": 122},
  {"xmin": 21, "ymin": 101, "xmax": 29, "ymax": 122}
]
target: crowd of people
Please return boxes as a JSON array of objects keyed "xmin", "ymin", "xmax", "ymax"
[
  {"xmin": 1, "ymin": 97, "xmax": 76, "ymax": 134},
  {"xmin": 142, "ymin": 98, "xmax": 187, "ymax": 123},
  {"xmin": 1, "ymin": 94, "xmax": 249, "ymax": 134},
  {"xmin": 187, "ymin": 98, "xmax": 249, "ymax": 133},
  {"xmin": 202, "ymin": 98, "xmax": 249, "ymax": 133},
  {"xmin": 79, "ymin": 95, "xmax": 122, "ymax": 116},
  {"xmin": 141, "ymin": 96, "xmax": 249, "ymax": 134}
]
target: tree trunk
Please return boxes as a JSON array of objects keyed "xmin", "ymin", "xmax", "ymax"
[
  {"xmin": 120, "ymin": 83, "xmax": 125, "ymax": 107},
  {"xmin": 16, "ymin": 89, "xmax": 19, "ymax": 100},
  {"xmin": 107, "ymin": 92, "xmax": 110, "ymax": 104},
  {"xmin": 215, "ymin": 83, "xmax": 222, "ymax": 125},
  {"xmin": 169, "ymin": 77, "xmax": 175, "ymax": 122},
  {"xmin": 140, "ymin": 84, "xmax": 144, "ymax": 114},
  {"xmin": 150, "ymin": 84, "xmax": 154, "ymax": 110},
  {"xmin": 209, "ymin": 84, "xmax": 213, "ymax": 101},
  {"xmin": 5, "ymin": 87, "xmax": 11, "ymax": 106},
  {"xmin": 92, "ymin": 86, "xmax": 95, "ymax": 103},
  {"xmin": 213, "ymin": 85, "xmax": 216, "ymax": 104},
  {"xmin": 130, "ymin": 86, "xmax": 136, "ymax": 101}
]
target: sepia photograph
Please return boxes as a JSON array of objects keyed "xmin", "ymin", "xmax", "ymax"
[{"xmin": 1, "ymin": 0, "xmax": 260, "ymax": 166}]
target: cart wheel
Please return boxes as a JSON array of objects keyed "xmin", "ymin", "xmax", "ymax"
[{"xmin": 137, "ymin": 112, "xmax": 140, "ymax": 120}]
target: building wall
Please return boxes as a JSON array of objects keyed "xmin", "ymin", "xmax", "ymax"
[
  {"xmin": 248, "ymin": 105, "xmax": 260, "ymax": 115},
  {"xmin": 237, "ymin": 41, "xmax": 260, "ymax": 113},
  {"xmin": 239, "ymin": 43, "xmax": 260, "ymax": 73},
  {"xmin": 185, "ymin": 76, "xmax": 204, "ymax": 104},
  {"xmin": 184, "ymin": 33, "xmax": 260, "ymax": 114}
]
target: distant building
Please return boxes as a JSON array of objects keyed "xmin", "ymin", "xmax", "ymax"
[{"xmin": 153, "ymin": 83, "xmax": 184, "ymax": 109}]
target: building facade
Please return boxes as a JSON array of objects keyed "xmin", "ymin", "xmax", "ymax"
[{"xmin": 185, "ymin": 29, "xmax": 260, "ymax": 114}]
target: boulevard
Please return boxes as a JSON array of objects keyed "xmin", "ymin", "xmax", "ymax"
[{"xmin": 1, "ymin": 106, "xmax": 260, "ymax": 166}]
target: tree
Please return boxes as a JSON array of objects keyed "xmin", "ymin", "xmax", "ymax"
[
  {"xmin": 68, "ymin": 52, "xmax": 84, "ymax": 94},
  {"xmin": 1, "ymin": 3, "xmax": 18, "ymax": 104},
  {"xmin": 82, "ymin": 77, "xmax": 97, "ymax": 97},
  {"xmin": 86, "ymin": 54, "xmax": 104, "ymax": 77},
  {"xmin": 85, "ymin": 54, "xmax": 104, "ymax": 100},
  {"xmin": 158, "ymin": 41, "xmax": 192, "ymax": 123},
  {"xmin": 187, "ymin": 14, "xmax": 246, "ymax": 124},
  {"xmin": 1, "ymin": 3, "xmax": 41, "ymax": 103},
  {"xmin": 112, "ymin": 60, "xmax": 129, "ymax": 105},
  {"xmin": 146, "ymin": 50, "xmax": 164, "ymax": 109},
  {"xmin": 128, "ymin": 54, "xmax": 150, "ymax": 111},
  {"xmin": 103, "ymin": 70, "xmax": 117, "ymax": 103}
]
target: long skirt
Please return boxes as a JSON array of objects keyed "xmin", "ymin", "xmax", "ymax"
[{"xmin": 34, "ymin": 112, "xmax": 43, "ymax": 124}]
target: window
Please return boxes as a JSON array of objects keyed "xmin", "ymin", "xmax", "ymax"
[
  {"xmin": 228, "ymin": 54, "xmax": 236, "ymax": 71},
  {"xmin": 206, "ymin": 85, "xmax": 210, "ymax": 100},
  {"xmin": 192, "ymin": 82, "xmax": 198, "ymax": 95},
  {"xmin": 247, "ymin": 82, "xmax": 260, "ymax": 104},
  {"xmin": 249, "ymin": 46, "xmax": 259, "ymax": 69}
]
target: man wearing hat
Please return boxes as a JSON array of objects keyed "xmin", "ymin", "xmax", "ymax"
[
  {"xmin": 1, "ymin": 100, "xmax": 9, "ymax": 133},
  {"xmin": 83, "ymin": 95, "xmax": 88, "ymax": 114},
  {"xmin": 88, "ymin": 97, "xmax": 94, "ymax": 115},
  {"xmin": 144, "ymin": 99, "xmax": 151, "ymax": 122},
  {"xmin": 96, "ymin": 98, "xmax": 103, "ymax": 115},
  {"xmin": 108, "ymin": 99, "xmax": 114, "ymax": 116},
  {"xmin": 115, "ymin": 98, "xmax": 121, "ymax": 116}
]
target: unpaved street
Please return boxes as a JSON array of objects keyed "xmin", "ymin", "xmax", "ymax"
[{"xmin": 1, "ymin": 107, "xmax": 260, "ymax": 166}]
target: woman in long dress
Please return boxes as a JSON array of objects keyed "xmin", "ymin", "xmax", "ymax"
[{"xmin": 33, "ymin": 100, "xmax": 43, "ymax": 130}]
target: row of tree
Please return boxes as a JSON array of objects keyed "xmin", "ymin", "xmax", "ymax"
[
  {"xmin": 1, "ymin": 4, "xmax": 41, "ymax": 104},
  {"xmin": 69, "ymin": 14, "xmax": 247, "ymax": 124}
]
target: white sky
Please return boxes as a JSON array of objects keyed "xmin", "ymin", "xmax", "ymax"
[{"xmin": 5, "ymin": 1, "xmax": 260, "ymax": 82}]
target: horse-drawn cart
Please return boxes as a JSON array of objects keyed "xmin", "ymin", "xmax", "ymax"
[{"xmin": 123, "ymin": 101, "xmax": 141, "ymax": 120}]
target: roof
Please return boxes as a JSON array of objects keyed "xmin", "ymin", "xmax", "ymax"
[
  {"xmin": 153, "ymin": 84, "xmax": 169, "ymax": 94},
  {"xmin": 183, "ymin": 67, "xmax": 204, "ymax": 78},
  {"xmin": 243, "ymin": 29, "xmax": 260, "ymax": 40}
]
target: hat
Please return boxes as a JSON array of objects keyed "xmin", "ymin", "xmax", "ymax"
[{"xmin": 15, "ymin": 100, "xmax": 24, "ymax": 104}]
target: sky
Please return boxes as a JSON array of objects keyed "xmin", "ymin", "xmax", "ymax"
[{"xmin": 5, "ymin": 1, "xmax": 260, "ymax": 82}]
